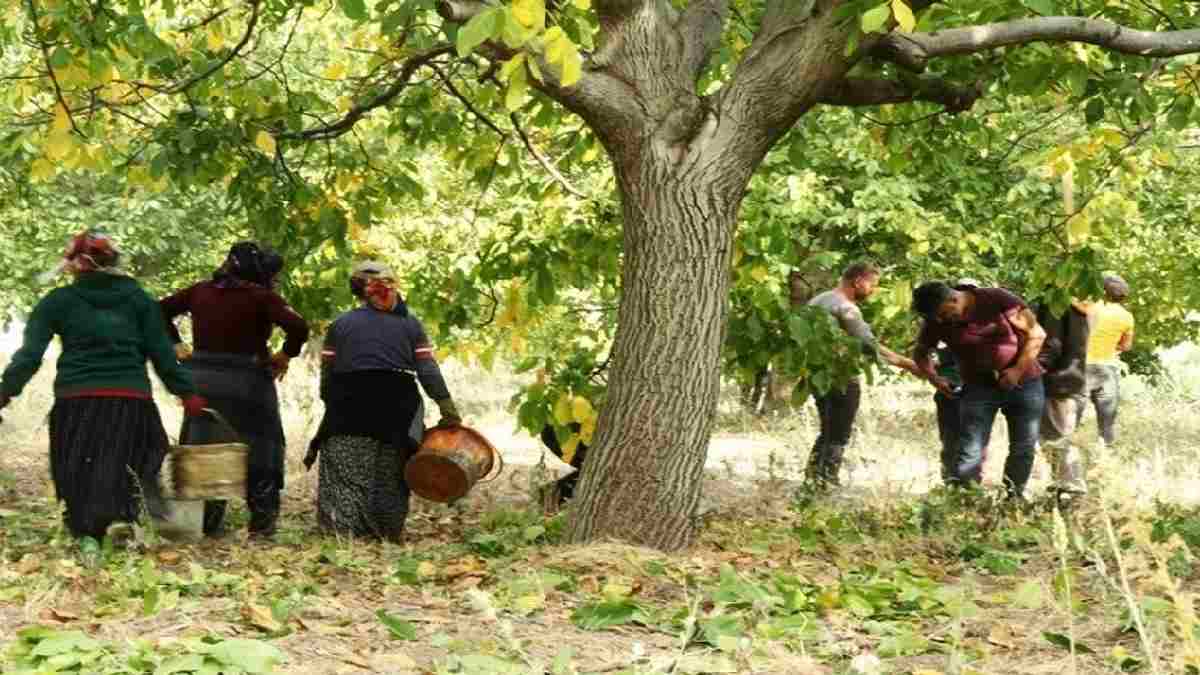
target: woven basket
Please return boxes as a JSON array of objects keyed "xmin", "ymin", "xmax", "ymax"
[{"xmin": 169, "ymin": 409, "xmax": 248, "ymax": 500}]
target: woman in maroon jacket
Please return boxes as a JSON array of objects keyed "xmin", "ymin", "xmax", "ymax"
[{"xmin": 161, "ymin": 242, "xmax": 310, "ymax": 538}]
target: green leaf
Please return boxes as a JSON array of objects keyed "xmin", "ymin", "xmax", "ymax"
[
  {"xmin": 339, "ymin": 0, "xmax": 368, "ymax": 21},
  {"xmin": 30, "ymin": 631, "xmax": 101, "ymax": 657},
  {"xmin": 843, "ymin": 593, "xmax": 875, "ymax": 618},
  {"xmin": 861, "ymin": 4, "xmax": 891, "ymax": 33},
  {"xmin": 456, "ymin": 8, "xmax": 501, "ymax": 58},
  {"xmin": 1169, "ymin": 95, "xmax": 1194, "ymax": 131},
  {"xmin": 1085, "ymin": 97, "xmax": 1105, "ymax": 124},
  {"xmin": 506, "ymin": 61, "xmax": 529, "ymax": 112},
  {"xmin": 377, "ymin": 609, "xmax": 419, "ymax": 640},
  {"xmin": 155, "ymin": 654, "xmax": 206, "ymax": 675},
  {"xmin": 878, "ymin": 631, "xmax": 930, "ymax": 657},
  {"xmin": 1043, "ymin": 631, "xmax": 1094, "ymax": 654},
  {"xmin": 1022, "ymin": 0, "xmax": 1056, "ymax": 15},
  {"xmin": 570, "ymin": 599, "xmax": 643, "ymax": 631},
  {"xmin": 206, "ymin": 638, "xmax": 285, "ymax": 673},
  {"xmin": 49, "ymin": 47, "xmax": 73, "ymax": 69}
]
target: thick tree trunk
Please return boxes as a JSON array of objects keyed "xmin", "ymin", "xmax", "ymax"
[{"xmin": 566, "ymin": 144, "xmax": 747, "ymax": 551}]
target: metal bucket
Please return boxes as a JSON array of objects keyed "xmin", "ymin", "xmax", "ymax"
[
  {"xmin": 405, "ymin": 425, "xmax": 502, "ymax": 503},
  {"xmin": 168, "ymin": 409, "xmax": 248, "ymax": 500}
]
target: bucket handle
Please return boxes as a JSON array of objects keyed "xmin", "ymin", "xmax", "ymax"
[{"xmin": 476, "ymin": 444, "xmax": 505, "ymax": 484}]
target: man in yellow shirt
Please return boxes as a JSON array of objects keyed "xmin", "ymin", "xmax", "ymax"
[{"xmin": 1077, "ymin": 275, "xmax": 1135, "ymax": 445}]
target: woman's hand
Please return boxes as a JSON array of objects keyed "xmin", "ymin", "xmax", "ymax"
[{"xmin": 269, "ymin": 352, "xmax": 291, "ymax": 381}]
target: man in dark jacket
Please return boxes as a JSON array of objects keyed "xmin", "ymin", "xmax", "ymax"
[{"xmin": 1036, "ymin": 299, "xmax": 1092, "ymax": 494}]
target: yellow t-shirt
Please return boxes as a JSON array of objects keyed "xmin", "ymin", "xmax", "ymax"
[{"xmin": 1087, "ymin": 301, "xmax": 1134, "ymax": 365}]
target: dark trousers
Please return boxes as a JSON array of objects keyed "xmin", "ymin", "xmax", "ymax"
[
  {"xmin": 934, "ymin": 392, "xmax": 990, "ymax": 484},
  {"xmin": 957, "ymin": 378, "xmax": 1045, "ymax": 496},
  {"xmin": 807, "ymin": 380, "xmax": 861, "ymax": 484}
]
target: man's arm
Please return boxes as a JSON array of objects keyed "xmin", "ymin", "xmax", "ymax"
[
  {"xmin": 1118, "ymin": 327, "xmax": 1134, "ymax": 353},
  {"xmin": 878, "ymin": 345, "xmax": 917, "ymax": 373},
  {"xmin": 1000, "ymin": 307, "xmax": 1046, "ymax": 388}
]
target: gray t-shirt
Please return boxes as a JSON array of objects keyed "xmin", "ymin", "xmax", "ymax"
[{"xmin": 808, "ymin": 290, "xmax": 878, "ymax": 348}]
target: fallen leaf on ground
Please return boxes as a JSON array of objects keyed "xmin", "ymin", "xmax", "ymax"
[
  {"xmin": 157, "ymin": 550, "xmax": 183, "ymax": 565},
  {"xmin": 987, "ymin": 623, "xmax": 1020, "ymax": 648},
  {"xmin": 241, "ymin": 602, "xmax": 283, "ymax": 632}
]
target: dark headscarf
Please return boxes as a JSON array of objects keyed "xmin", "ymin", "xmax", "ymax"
[{"xmin": 213, "ymin": 242, "xmax": 280, "ymax": 288}]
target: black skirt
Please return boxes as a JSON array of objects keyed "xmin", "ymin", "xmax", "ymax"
[{"xmin": 49, "ymin": 397, "xmax": 170, "ymax": 539}]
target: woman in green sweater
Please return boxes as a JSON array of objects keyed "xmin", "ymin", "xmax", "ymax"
[{"xmin": 0, "ymin": 231, "xmax": 206, "ymax": 540}]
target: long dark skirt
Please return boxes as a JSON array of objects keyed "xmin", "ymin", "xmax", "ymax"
[
  {"xmin": 49, "ymin": 397, "xmax": 169, "ymax": 539},
  {"xmin": 312, "ymin": 370, "xmax": 422, "ymax": 540},
  {"xmin": 178, "ymin": 352, "xmax": 285, "ymax": 534},
  {"xmin": 317, "ymin": 436, "xmax": 411, "ymax": 541}
]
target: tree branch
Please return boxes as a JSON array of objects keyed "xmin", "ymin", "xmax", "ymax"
[
  {"xmin": 279, "ymin": 44, "xmax": 454, "ymax": 141},
  {"xmin": 509, "ymin": 112, "xmax": 587, "ymax": 198},
  {"xmin": 437, "ymin": 0, "xmax": 645, "ymax": 142},
  {"xmin": 167, "ymin": 0, "xmax": 261, "ymax": 94},
  {"xmin": 26, "ymin": 0, "xmax": 83, "ymax": 137},
  {"xmin": 818, "ymin": 76, "xmax": 984, "ymax": 112},
  {"xmin": 679, "ymin": 0, "xmax": 729, "ymax": 80},
  {"xmin": 875, "ymin": 17, "xmax": 1200, "ymax": 73}
]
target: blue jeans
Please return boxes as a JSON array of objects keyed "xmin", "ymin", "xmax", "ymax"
[{"xmin": 957, "ymin": 378, "xmax": 1045, "ymax": 496}]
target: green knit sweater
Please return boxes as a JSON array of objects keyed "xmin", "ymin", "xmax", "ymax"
[{"xmin": 1, "ymin": 273, "xmax": 195, "ymax": 399}]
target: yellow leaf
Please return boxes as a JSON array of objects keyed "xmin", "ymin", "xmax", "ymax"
[
  {"xmin": 891, "ymin": 0, "xmax": 916, "ymax": 32},
  {"xmin": 52, "ymin": 104, "xmax": 71, "ymax": 134},
  {"xmin": 1067, "ymin": 213, "xmax": 1091, "ymax": 245},
  {"xmin": 561, "ymin": 435, "xmax": 580, "ymax": 464},
  {"xmin": 29, "ymin": 158, "xmax": 55, "ymax": 182},
  {"xmin": 511, "ymin": 0, "xmax": 545, "ymax": 31},
  {"xmin": 553, "ymin": 395, "xmax": 573, "ymax": 426},
  {"xmin": 544, "ymin": 27, "xmax": 567, "ymax": 64},
  {"xmin": 749, "ymin": 265, "xmax": 769, "ymax": 282},
  {"xmin": 579, "ymin": 417, "xmax": 596, "ymax": 444},
  {"xmin": 45, "ymin": 131, "xmax": 74, "ymax": 160},
  {"xmin": 510, "ymin": 332, "xmax": 527, "ymax": 355},
  {"xmin": 571, "ymin": 396, "xmax": 594, "ymax": 423},
  {"xmin": 255, "ymin": 130, "xmax": 276, "ymax": 156},
  {"xmin": 417, "ymin": 561, "xmax": 437, "ymax": 578},
  {"xmin": 207, "ymin": 24, "xmax": 225, "ymax": 51},
  {"xmin": 323, "ymin": 61, "xmax": 347, "ymax": 79},
  {"xmin": 572, "ymin": 0, "xmax": 590, "ymax": 8},
  {"xmin": 558, "ymin": 41, "xmax": 583, "ymax": 87}
]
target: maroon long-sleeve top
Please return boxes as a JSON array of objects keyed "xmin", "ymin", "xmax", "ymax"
[{"xmin": 161, "ymin": 281, "xmax": 310, "ymax": 361}]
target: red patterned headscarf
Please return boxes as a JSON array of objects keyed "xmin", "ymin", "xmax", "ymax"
[
  {"xmin": 65, "ymin": 230, "xmax": 122, "ymax": 274},
  {"xmin": 40, "ymin": 230, "xmax": 124, "ymax": 282}
]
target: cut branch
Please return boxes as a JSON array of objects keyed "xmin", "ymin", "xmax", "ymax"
[
  {"xmin": 875, "ymin": 17, "xmax": 1200, "ymax": 73},
  {"xmin": 818, "ymin": 76, "xmax": 984, "ymax": 113},
  {"xmin": 280, "ymin": 44, "xmax": 454, "ymax": 141}
]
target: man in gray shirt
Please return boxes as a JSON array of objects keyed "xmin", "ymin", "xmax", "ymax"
[{"xmin": 806, "ymin": 262, "xmax": 917, "ymax": 488}]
